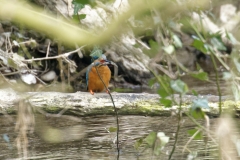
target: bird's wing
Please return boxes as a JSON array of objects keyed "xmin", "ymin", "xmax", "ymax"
[{"xmin": 86, "ymin": 61, "xmax": 101, "ymax": 88}]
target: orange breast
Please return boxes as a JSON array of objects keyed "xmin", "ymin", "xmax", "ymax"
[{"xmin": 88, "ymin": 65, "xmax": 111, "ymax": 93}]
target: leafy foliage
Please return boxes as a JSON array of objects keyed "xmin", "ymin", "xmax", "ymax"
[
  {"xmin": 108, "ymin": 127, "xmax": 117, "ymax": 132},
  {"xmin": 190, "ymin": 72, "xmax": 209, "ymax": 81},
  {"xmin": 1, "ymin": 0, "xmax": 240, "ymax": 159},
  {"xmin": 172, "ymin": 34, "xmax": 182, "ymax": 48},
  {"xmin": 72, "ymin": 0, "xmax": 92, "ymax": 22},
  {"xmin": 90, "ymin": 46, "xmax": 103, "ymax": 61},
  {"xmin": 187, "ymin": 129, "xmax": 202, "ymax": 140},
  {"xmin": 135, "ymin": 131, "xmax": 169, "ymax": 156},
  {"xmin": 144, "ymin": 40, "xmax": 161, "ymax": 58},
  {"xmin": 190, "ymin": 98, "xmax": 209, "ymax": 119},
  {"xmin": 170, "ymin": 79, "xmax": 188, "ymax": 94},
  {"xmin": 192, "ymin": 38, "xmax": 208, "ymax": 54}
]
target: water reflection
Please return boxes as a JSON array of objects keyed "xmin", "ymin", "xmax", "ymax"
[{"xmin": 1, "ymin": 115, "xmax": 238, "ymax": 159}]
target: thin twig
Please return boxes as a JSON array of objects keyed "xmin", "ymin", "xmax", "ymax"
[
  {"xmin": 35, "ymin": 107, "xmax": 83, "ymax": 123},
  {"xmin": 0, "ymin": 72, "xmax": 14, "ymax": 85},
  {"xmin": 182, "ymin": 129, "xmax": 201, "ymax": 153},
  {"xmin": 95, "ymin": 66, "xmax": 120, "ymax": 160},
  {"xmin": 34, "ymin": 75, "xmax": 47, "ymax": 85},
  {"xmin": 46, "ymin": 42, "xmax": 50, "ymax": 58},
  {"xmin": 150, "ymin": 63, "xmax": 176, "ymax": 79},
  {"xmin": 68, "ymin": 64, "xmax": 70, "ymax": 86},
  {"xmin": 210, "ymin": 51, "xmax": 222, "ymax": 115},
  {"xmin": 22, "ymin": 45, "xmax": 86, "ymax": 62},
  {"xmin": 57, "ymin": 42, "xmax": 65, "ymax": 90},
  {"xmin": 168, "ymin": 93, "xmax": 182, "ymax": 160},
  {"xmin": 43, "ymin": 42, "xmax": 51, "ymax": 72},
  {"xmin": 2, "ymin": 71, "xmax": 20, "ymax": 76},
  {"xmin": 135, "ymin": 38, "xmax": 151, "ymax": 49},
  {"xmin": 185, "ymin": 113, "xmax": 217, "ymax": 144},
  {"xmin": 186, "ymin": 113, "xmax": 231, "ymax": 157}
]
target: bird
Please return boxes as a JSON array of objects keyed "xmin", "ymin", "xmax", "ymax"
[{"xmin": 86, "ymin": 51, "xmax": 111, "ymax": 95}]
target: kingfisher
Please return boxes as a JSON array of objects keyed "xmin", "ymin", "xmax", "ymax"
[{"xmin": 86, "ymin": 47, "xmax": 118, "ymax": 95}]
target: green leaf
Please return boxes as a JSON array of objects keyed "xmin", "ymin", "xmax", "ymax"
[
  {"xmin": 231, "ymin": 51, "xmax": 240, "ymax": 72},
  {"xmin": 72, "ymin": 15, "xmax": 80, "ymax": 23},
  {"xmin": 90, "ymin": 46, "xmax": 103, "ymax": 58},
  {"xmin": 210, "ymin": 37, "xmax": 226, "ymax": 51},
  {"xmin": 72, "ymin": 1, "xmax": 85, "ymax": 15},
  {"xmin": 79, "ymin": 14, "xmax": 86, "ymax": 20},
  {"xmin": 192, "ymin": 39, "xmax": 208, "ymax": 54},
  {"xmin": 133, "ymin": 43, "xmax": 141, "ymax": 48},
  {"xmin": 226, "ymin": 32, "xmax": 238, "ymax": 45},
  {"xmin": 232, "ymin": 83, "xmax": 240, "ymax": 101},
  {"xmin": 170, "ymin": 79, "xmax": 188, "ymax": 94},
  {"xmin": 173, "ymin": 35, "xmax": 182, "ymax": 48},
  {"xmin": 192, "ymin": 99, "xmax": 209, "ymax": 110},
  {"xmin": 72, "ymin": 0, "xmax": 91, "ymax": 5},
  {"xmin": 192, "ymin": 39, "xmax": 204, "ymax": 50},
  {"xmin": 192, "ymin": 89, "xmax": 198, "ymax": 96},
  {"xmin": 195, "ymin": 63, "xmax": 202, "ymax": 71},
  {"xmin": 144, "ymin": 132, "xmax": 157, "ymax": 147},
  {"xmin": 72, "ymin": 0, "xmax": 96, "ymax": 15},
  {"xmin": 72, "ymin": 14, "xmax": 87, "ymax": 23},
  {"xmin": 157, "ymin": 88, "xmax": 169, "ymax": 98},
  {"xmin": 204, "ymin": 44, "xmax": 212, "ymax": 52},
  {"xmin": 134, "ymin": 138, "xmax": 143, "ymax": 150},
  {"xmin": 145, "ymin": 29, "xmax": 154, "ymax": 37},
  {"xmin": 148, "ymin": 78, "xmax": 157, "ymax": 87},
  {"xmin": 190, "ymin": 99, "xmax": 209, "ymax": 119},
  {"xmin": 155, "ymin": 75, "xmax": 172, "ymax": 97},
  {"xmin": 163, "ymin": 45, "xmax": 175, "ymax": 54},
  {"xmin": 187, "ymin": 129, "xmax": 202, "ymax": 140},
  {"xmin": 191, "ymin": 108, "xmax": 205, "ymax": 119},
  {"xmin": 108, "ymin": 127, "xmax": 117, "ymax": 132},
  {"xmin": 222, "ymin": 72, "xmax": 232, "ymax": 80},
  {"xmin": 191, "ymin": 99, "xmax": 208, "ymax": 119},
  {"xmin": 209, "ymin": 31, "xmax": 222, "ymax": 39},
  {"xmin": 144, "ymin": 40, "xmax": 160, "ymax": 58},
  {"xmin": 147, "ymin": 40, "xmax": 160, "ymax": 58},
  {"xmin": 190, "ymin": 72, "xmax": 209, "ymax": 81},
  {"xmin": 160, "ymin": 98, "xmax": 172, "ymax": 107}
]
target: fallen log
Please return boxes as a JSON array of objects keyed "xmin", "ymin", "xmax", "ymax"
[{"xmin": 0, "ymin": 88, "xmax": 237, "ymax": 117}]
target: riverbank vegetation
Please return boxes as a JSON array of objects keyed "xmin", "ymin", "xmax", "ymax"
[{"xmin": 1, "ymin": 0, "xmax": 240, "ymax": 159}]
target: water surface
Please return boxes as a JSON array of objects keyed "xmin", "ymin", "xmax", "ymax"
[{"xmin": 1, "ymin": 114, "xmax": 238, "ymax": 160}]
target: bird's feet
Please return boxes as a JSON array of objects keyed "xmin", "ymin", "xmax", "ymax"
[{"xmin": 90, "ymin": 90, "xmax": 94, "ymax": 95}]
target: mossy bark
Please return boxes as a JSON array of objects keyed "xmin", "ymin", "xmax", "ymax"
[{"xmin": 0, "ymin": 88, "xmax": 238, "ymax": 116}]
